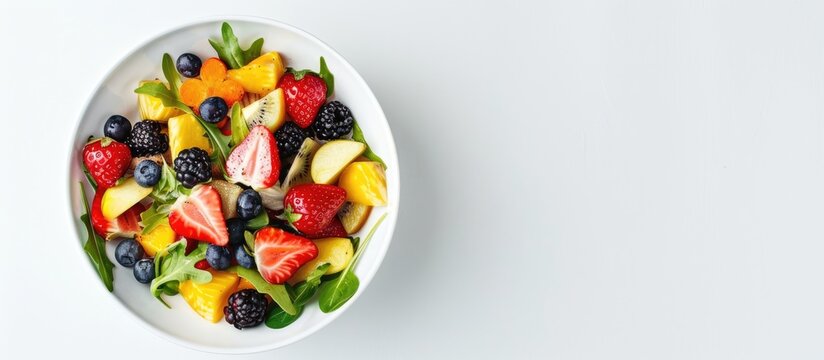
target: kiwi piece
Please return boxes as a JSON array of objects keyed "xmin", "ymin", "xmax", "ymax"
[
  {"xmin": 259, "ymin": 186, "xmax": 285, "ymax": 211},
  {"xmin": 241, "ymin": 89, "xmax": 284, "ymax": 131},
  {"xmin": 210, "ymin": 180, "xmax": 243, "ymax": 219},
  {"xmin": 282, "ymin": 138, "xmax": 321, "ymax": 190},
  {"xmin": 338, "ymin": 202, "xmax": 372, "ymax": 234}
]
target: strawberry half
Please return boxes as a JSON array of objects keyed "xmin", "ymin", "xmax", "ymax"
[
  {"xmin": 283, "ymin": 184, "xmax": 347, "ymax": 236},
  {"xmin": 254, "ymin": 227, "xmax": 318, "ymax": 284},
  {"xmin": 82, "ymin": 137, "xmax": 132, "ymax": 188},
  {"xmin": 225, "ymin": 125, "xmax": 280, "ymax": 190},
  {"xmin": 90, "ymin": 188, "xmax": 144, "ymax": 240},
  {"xmin": 307, "ymin": 217, "xmax": 347, "ymax": 239},
  {"xmin": 169, "ymin": 184, "xmax": 229, "ymax": 246},
  {"xmin": 278, "ymin": 72, "xmax": 326, "ymax": 128}
]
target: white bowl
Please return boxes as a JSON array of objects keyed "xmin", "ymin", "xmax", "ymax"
[{"xmin": 66, "ymin": 16, "xmax": 399, "ymax": 354}]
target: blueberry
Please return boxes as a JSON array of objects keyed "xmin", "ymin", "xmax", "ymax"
[
  {"xmin": 236, "ymin": 189, "xmax": 262, "ymax": 220},
  {"xmin": 176, "ymin": 53, "xmax": 202, "ymax": 78},
  {"xmin": 227, "ymin": 218, "xmax": 247, "ymax": 246},
  {"xmin": 206, "ymin": 244, "xmax": 232, "ymax": 270},
  {"xmin": 199, "ymin": 97, "xmax": 228, "ymax": 123},
  {"xmin": 235, "ymin": 244, "xmax": 255, "ymax": 269},
  {"xmin": 104, "ymin": 115, "xmax": 131, "ymax": 142},
  {"xmin": 134, "ymin": 160, "xmax": 162, "ymax": 187},
  {"xmin": 133, "ymin": 258, "xmax": 155, "ymax": 284},
  {"xmin": 115, "ymin": 239, "xmax": 144, "ymax": 267}
]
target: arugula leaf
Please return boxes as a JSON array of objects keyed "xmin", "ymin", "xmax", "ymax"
[
  {"xmin": 318, "ymin": 213, "xmax": 387, "ymax": 312},
  {"xmin": 150, "ymin": 240, "xmax": 212, "ymax": 307},
  {"xmin": 81, "ymin": 161, "xmax": 98, "ymax": 188},
  {"xmin": 246, "ymin": 210, "xmax": 269, "ymax": 230},
  {"xmin": 230, "ymin": 266, "xmax": 297, "ymax": 315},
  {"xmin": 244, "ymin": 231, "xmax": 255, "ymax": 252},
  {"xmin": 352, "ymin": 120, "xmax": 387, "ymax": 168},
  {"xmin": 318, "ymin": 57, "xmax": 334, "ymax": 97},
  {"xmin": 162, "ymin": 52, "xmax": 182, "ymax": 95},
  {"xmin": 209, "ymin": 22, "xmax": 264, "ymax": 69},
  {"xmin": 79, "ymin": 183, "xmax": 115, "ymax": 291},
  {"xmin": 140, "ymin": 201, "xmax": 172, "ymax": 234},
  {"xmin": 230, "ymin": 102, "xmax": 249, "ymax": 147},
  {"xmin": 350, "ymin": 236, "xmax": 361, "ymax": 253},
  {"xmin": 265, "ymin": 263, "xmax": 330, "ymax": 329},
  {"xmin": 150, "ymin": 162, "xmax": 186, "ymax": 203}
]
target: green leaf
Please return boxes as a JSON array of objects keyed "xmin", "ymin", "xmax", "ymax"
[
  {"xmin": 244, "ymin": 231, "xmax": 255, "ymax": 252},
  {"xmin": 288, "ymin": 68, "xmax": 315, "ymax": 81},
  {"xmin": 293, "ymin": 263, "xmax": 330, "ymax": 306},
  {"xmin": 351, "ymin": 120, "xmax": 387, "ymax": 168},
  {"xmin": 209, "ymin": 22, "xmax": 263, "ymax": 69},
  {"xmin": 230, "ymin": 102, "xmax": 250, "ymax": 147},
  {"xmin": 243, "ymin": 38, "xmax": 265, "ymax": 63},
  {"xmin": 246, "ymin": 210, "xmax": 269, "ymax": 230},
  {"xmin": 79, "ymin": 183, "xmax": 114, "ymax": 291},
  {"xmin": 350, "ymin": 237, "xmax": 361, "ymax": 253},
  {"xmin": 318, "ymin": 57, "xmax": 334, "ymax": 97},
  {"xmin": 161, "ymin": 53, "xmax": 181, "ymax": 95},
  {"xmin": 139, "ymin": 202, "xmax": 172, "ymax": 234},
  {"xmin": 149, "ymin": 162, "xmax": 184, "ymax": 204},
  {"xmin": 317, "ymin": 213, "xmax": 387, "ymax": 312},
  {"xmin": 230, "ymin": 266, "xmax": 297, "ymax": 315},
  {"xmin": 265, "ymin": 304, "xmax": 303, "ymax": 329},
  {"xmin": 150, "ymin": 240, "xmax": 212, "ymax": 307}
]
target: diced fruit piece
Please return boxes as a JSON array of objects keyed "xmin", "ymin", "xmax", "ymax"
[
  {"xmin": 179, "ymin": 270, "xmax": 239, "ymax": 323},
  {"xmin": 338, "ymin": 161, "xmax": 388, "ymax": 206},
  {"xmin": 254, "ymin": 227, "xmax": 318, "ymax": 284},
  {"xmin": 283, "ymin": 184, "xmax": 347, "ymax": 236},
  {"xmin": 136, "ymin": 220, "xmax": 176, "ymax": 257},
  {"xmin": 238, "ymin": 92, "xmax": 262, "ymax": 108},
  {"xmin": 168, "ymin": 113, "xmax": 213, "ymax": 160},
  {"xmin": 82, "ymin": 137, "xmax": 132, "ymax": 188},
  {"xmin": 91, "ymin": 189, "xmax": 144, "ymax": 240},
  {"xmin": 307, "ymin": 217, "xmax": 347, "ymax": 239},
  {"xmin": 288, "ymin": 237, "xmax": 354, "ymax": 284},
  {"xmin": 241, "ymin": 88, "xmax": 286, "ymax": 131},
  {"xmin": 282, "ymin": 138, "xmax": 320, "ymax": 190},
  {"xmin": 310, "ymin": 140, "xmax": 366, "ymax": 184},
  {"xmin": 338, "ymin": 202, "xmax": 372, "ymax": 234},
  {"xmin": 227, "ymin": 51, "xmax": 286, "ymax": 95},
  {"xmin": 138, "ymin": 80, "xmax": 183, "ymax": 121},
  {"xmin": 278, "ymin": 72, "xmax": 327, "ymax": 128},
  {"xmin": 225, "ymin": 125, "xmax": 281, "ymax": 189},
  {"xmin": 210, "ymin": 180, "xmax": 243, "ymax": 218},
  {"xmin": 169, "ymin": 184, "xmax": 229, "ymax": 246},
  {"xmin": 180, "ymin": 58, "xmax": 245, "ymax": 107},
  {"xmin": 101, "ymin": 177, "xmax": 152, "ymax": 220}
]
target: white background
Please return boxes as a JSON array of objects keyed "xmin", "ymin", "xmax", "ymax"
[{"xmin": 2, "ymin": 0, "xmax": 824, "ymax": 359}]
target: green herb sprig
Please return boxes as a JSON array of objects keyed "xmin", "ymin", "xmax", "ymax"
[
  {"xmin": 150, "ymin": 240, "xmax": 212, "ymax": 307},
  {"xmin": 352, "ymin": 120, "xmax": 386, "ymax": 168},
  {"xmin": 79, "ymin": 183, "xmax": 115, "ymax": 291},
  {"xmin": 265, "ymin": 263, "xmax": 330, "ymax": 329},
  {"xmin": 209, "ymin": 22, "xmax": 264, "ymax": 69}
]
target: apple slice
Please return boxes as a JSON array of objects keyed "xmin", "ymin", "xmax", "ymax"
[
  {"xmin": 101, "ymin": 177, "xmax": 152, "ymax": 220},
  {"xmin": 310, "ymin": 140, "xmax": 366, "ymax": 185}
]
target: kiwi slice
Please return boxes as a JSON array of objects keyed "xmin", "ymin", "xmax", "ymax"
[
  {"xmin": 241, "ymin": 89, "xmax": 284, "ymax": 131},
  {"xmin": 338, "ymin": 202, "xmax": 372, "ymax": 234},
  {"xmin": 282, "ymin": 138, "xmax": 321, "ymax": 190}
]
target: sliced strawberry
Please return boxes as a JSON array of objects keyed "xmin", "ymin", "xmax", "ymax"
[
  {"xmin": 278, "ymin": 73, "xmax": 326, "ymax": 128},
  {"xmin": 283, "ymin": 184, "xmax": 347, "ymax": 236},
  {"xmin": 90, "ymin": 188, "xmax": 144, "ymax": 240},
  {"xmin": 82, "ymin": 137, "xmax": 132, "ymax": 188},
  {"xmin": 169, "ymin": 184, "xmax": 229, "ymax": 246},
  {"xmin": 307, "ymin": 217, "xmax": 347, "ymax": 239},
  {"xmin": 254, "ymin": 227, "xmax": 318, "ymax": 284},
  {"xmin": 225, "ymin": 125, "xmax": 280, "ymax": 189}
]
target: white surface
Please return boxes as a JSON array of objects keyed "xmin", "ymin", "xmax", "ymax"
[
  {"xmin": 68, "ymin": 17, "xmax": 400, "ymax": 353},
  {"xmin": 3, "ymin": 0, "xmax": 824, "ymax": 359}
]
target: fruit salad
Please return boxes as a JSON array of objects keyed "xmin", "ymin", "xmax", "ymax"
[{"xmin": 77, "ymin": 22, "xmax": 388, "ymax": 330}]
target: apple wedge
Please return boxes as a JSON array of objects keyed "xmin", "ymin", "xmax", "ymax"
[
  {"xmin": 310, "ymin": 140, "xmax": 366, "ymax": 184},
  {"xmin": 101, "ymin": 177, "xmax": 152, "ymax": 220}
]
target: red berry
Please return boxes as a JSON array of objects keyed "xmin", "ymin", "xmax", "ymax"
[
  {"xmin": 278, "ymin": 73, "xmax": 326, "ymax": 128},
  {"xmin": 254, "ymin": 227, "xmax": 318, "ymax": 284},
  {"xmin": 82, "ymin": 137, "xmax": 131, "ymax": 188},
  {"xmin": 283, "ymin": 184, "xmax": 347, "ymax": 236}
]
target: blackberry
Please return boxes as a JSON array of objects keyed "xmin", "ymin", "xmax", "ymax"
[
  {"xmin": 312, "ymin": 101, "xmax": 354, "ymax": 140},
  {"xmin": 275, "ymin": 122, "xmax": 309, "ymax": 158},
  {"xmin": 224, "ymin": 289, "xmax": 268, "ymax": 329},
  {"xmin": 127, "ymin": 120, "xmax": 168, "ymax": 157},
  {"xmin": 174, "ymin": 147, "xmax": 212, "ymax": 188}
]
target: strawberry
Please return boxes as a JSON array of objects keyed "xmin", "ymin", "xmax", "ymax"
[
  {"xmin": 307, "ymin": 217, "xmax": 347, "ymax": 239},
  {"xmin": 225, "ymin": 125, "xmax": 280, "ymax": 189},
  {"xmin": 283, "ymin": 184, "xmax": 347, "ymax": 236},
  {"xmin": 169, "ymin": 184, "xmax": 229, "ymax": 246},
  {"xmin": 90, "ymin": 188, "xmax": 144, "ymax": 240},
  {"xmin": 278, "ymin": 72, "xmax": 326, "ymax": 128},
  {"xmin": 254, "ymin": 227, "xmax": 318, "ymax": 284},
  {"xmin": 82, "ymin": 137, "xmax": 132, "ymax": 188}
]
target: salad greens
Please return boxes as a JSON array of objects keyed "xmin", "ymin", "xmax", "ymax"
[
  {"xmin": 245, "ymin": 210, "xmax": 269, "ymax": 230},
  {"xmin": 352, "ymin": 120, "xmax": 386, "ymax": 168},
  {"xmin": 139, "ymin": 202, "xmax": 172, "ymax": 235},
  {"xmin": 230, "ymin": 102, "xmax": 249, "ymax": 147},
  {"xmin": 318, "ymin": 213, "xmax": 387, "ymax": 312},
  {"xmin": 151, "ymin": 240, "xmax": 212, "ymax": 307},
  {"xmin": 79, "ymin": 183, "xmax": 115, "ymax": 291},
  {"xmin": 209, "ymin": 22, "xmax": 264, "ymax": 69},
  {"xmin": 319, "ymin": 57, "xmax": 335, "ymax": 97},
  {"xmin": 230, "ymin": 266, "xmax": 297, "ymax": 315},
  {"xmin": 265, "ymin": 263, "xmax": 330, "ymax": 329}
]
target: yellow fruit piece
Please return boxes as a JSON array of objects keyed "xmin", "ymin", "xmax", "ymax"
[
  {"xmin": 241, "ymin": 88, "xmax": 286, "ymax": 131},
  {"xmin": 310, "ymin": 140, "xmax": 367, "ymax": 184},
  {"xmin": 338, "ymin": 202, "xmax": 372, "ymax": 234},
  {"xmin": 136, "ymin": 220, "xmax": 176, "ymax": 256},
  {"xmin": 101, "ymin": 178, "xmax": 152, "ymax": 220},
  {"xmin": 138, "ymin": 80, "xmax": 183, "ymax": 121},
  {"xmin": 338, "ymin": 162, "xmax": 388, "ymax": 206},
  {"xmin": 168, "ymin": 113, "xmax": 213, "ymax": 160},
  {"xmin": 236, "ymin": 278, "xmax": 256, "ymax": 291},
  {"xmin": 288, "ymin": 237, "xmax": 354, "ymax": 285},
  {"xmin": 179, "ymin": 270, "xmax": 239, "ymax": 323},
  {"xmin": 227, "ymin": 52, "xmax": 285, "ymax": 95}
]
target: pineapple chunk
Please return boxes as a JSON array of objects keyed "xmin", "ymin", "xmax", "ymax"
[
  {"xmin": 136, "ymin": 220, "xmax": 176, "ymax": 256},
  {"xmin": 168, "ymin": 113, "xmax": 213, "ymax": 160},
  {"xmin": 179, "ymin": 270, "xmax": 239, "ymax": 323}
]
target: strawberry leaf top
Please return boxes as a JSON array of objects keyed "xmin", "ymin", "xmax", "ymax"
[
  {"xmin": 150, "ymin": 239, "xmax": 212, "ymax": 307},
  {"xmin": 287, "ymin": 57, "xmax": 335, "ymax": 97}
]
